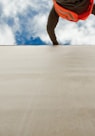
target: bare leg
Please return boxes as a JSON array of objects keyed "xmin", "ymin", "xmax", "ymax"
[
  {"xmin": 92, "ymin": 4, "xmax": 95, "ymax": 15},
  {"xmin": 47, "ymin": 6, "xmax": 59, "ymax": 45}
]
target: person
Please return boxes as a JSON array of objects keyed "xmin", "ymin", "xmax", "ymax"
[{"xmin": 47, "ymin": 0, "xmax": 95, "ymax": 45}]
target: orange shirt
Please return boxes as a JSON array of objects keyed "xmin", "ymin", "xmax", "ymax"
[{"xmin": 53, "ymin": 0, "xmax": 94, "ymax": 22}]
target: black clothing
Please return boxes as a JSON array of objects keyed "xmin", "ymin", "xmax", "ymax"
[
  {"xmin": 47, "ymin": 4, "xmax": 95, "ymax": 45},
  {"xmin": 56, "ymin": 0, "xmax": 90, "ymax": 14}
]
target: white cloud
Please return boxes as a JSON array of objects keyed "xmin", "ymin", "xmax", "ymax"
[
  {"xmin": 0, "ymin": 23, "xmax": 16, "ymax": 45},
  {"xmin": 0, "ymin": 0, "xmax": 51, "ymax": 45},
  {"xmin": 1, "ymin": 0, "xmax": 31, "ymax": 16},
  {"xmin": 55, "ymin": 14, "xmax": 95, "ymax": 45}
]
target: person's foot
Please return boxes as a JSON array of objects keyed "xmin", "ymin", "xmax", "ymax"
[{"xmin": 53, "ymin": 41, "xmax": 59, "ymax": 45}]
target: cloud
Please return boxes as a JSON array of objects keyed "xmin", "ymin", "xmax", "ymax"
[
  {"xmin": 0, "ymin": 0, "xmax": 51, "ymax": 45},
  {"xmin": 55, "ymin": 14, "xmax": 95, "ymax": 45},
  {"xmin": 0, "ymin": 23, "xmax": 16, "ymax": 45}
]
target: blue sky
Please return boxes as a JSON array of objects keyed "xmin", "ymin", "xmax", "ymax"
[{"xmin": 0, "ymin": 0, "xmax": 95, "ymax": 45}]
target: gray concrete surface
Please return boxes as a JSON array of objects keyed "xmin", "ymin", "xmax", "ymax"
[{"xmin": 0, "ymin": 46, "xmax": 95, "ymax": 136}]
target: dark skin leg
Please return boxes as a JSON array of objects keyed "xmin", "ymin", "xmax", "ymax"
[
  {"xmin": 47, "ymin": 4, "xmax": 95, "ymax": 45},
  {"xmin": 47, "ymin": 6, "xmax": 59, "ymax": 45}
]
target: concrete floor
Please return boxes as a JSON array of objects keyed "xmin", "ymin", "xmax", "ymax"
[{"xmin": 0, "ymin": 46, "xmax": 95, "ymax": 136}]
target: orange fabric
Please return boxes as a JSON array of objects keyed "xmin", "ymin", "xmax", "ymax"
[{"xmin": 53, "ymin": 0, "xmax": 94, "ymax": 22}]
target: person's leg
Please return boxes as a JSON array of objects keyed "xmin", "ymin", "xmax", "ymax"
[
  {"xmin": 92, "ymin": 4, "xmax": 95, "ymax": 15},
  {"xmin": 47, "ymin": 6, "xmax": 59, "ymax": 45}
]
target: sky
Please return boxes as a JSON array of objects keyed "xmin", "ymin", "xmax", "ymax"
[{"xmin": 0, "ymin": 0, "xmax": 95, "ymax": 45}]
